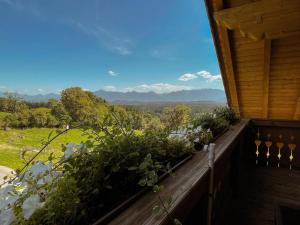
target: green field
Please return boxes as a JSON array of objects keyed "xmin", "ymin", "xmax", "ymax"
[{"xmin": 0, "ymin": 128, "xmax": 87, "ymax": 170}]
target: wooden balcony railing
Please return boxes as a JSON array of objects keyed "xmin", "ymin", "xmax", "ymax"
[{"xmin": 107, "ymin": 119, "xmax": 250, "ymax": 225}]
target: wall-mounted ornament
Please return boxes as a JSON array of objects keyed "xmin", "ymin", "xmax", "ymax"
[
  {"xmin": 288, "ymin": 136, "xmax": 296, "ymax": 170},
  {"xmin": 265, "ymin": 133, "xmax": 272, "ymax": 167},
  {"xmin": 254, "ymin": 130, "xmax": 261, "ymax": 165},
  {"xmin": 276, "ymin": 134, "xmax": 284, "ymax": 168}
]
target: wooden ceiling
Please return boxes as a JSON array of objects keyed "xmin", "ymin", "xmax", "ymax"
[{"xmin": 205, "ymin": 0, "xmax": 300, "ymax": 120}]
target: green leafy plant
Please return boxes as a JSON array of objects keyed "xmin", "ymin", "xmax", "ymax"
[
  {"xmin": 1, "ymin": 110, "xmax": 193, "ymax": 225},
  {"xmin": 192, "ymin": 113, "xmax": 229, "ymax": 137},
  {"xmin": 213, "ymin": 106, "xmax": 240, "ymax": 125}
]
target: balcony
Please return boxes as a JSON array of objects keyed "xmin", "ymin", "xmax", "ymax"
[{"xmin": 103, "ymin": 119, "xmax": 299, "ymax": 225}]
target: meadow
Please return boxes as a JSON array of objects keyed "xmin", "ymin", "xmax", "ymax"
[{"xmin": 0, "ymin": 128, "xmax": 86, "ymax": 169}]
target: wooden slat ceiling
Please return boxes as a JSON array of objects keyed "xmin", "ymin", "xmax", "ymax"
[{"xmin": 205, "ymin": 0, "xmax": 300, "ymax": 120}]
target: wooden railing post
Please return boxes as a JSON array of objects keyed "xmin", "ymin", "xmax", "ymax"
[{"xmin": 207, "ymin": 143, "xmax": 216, "ymax": 225}]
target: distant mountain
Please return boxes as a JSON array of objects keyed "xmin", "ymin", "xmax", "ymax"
[
  {"xmin": 0, "ymin": 92, "xmax": 60, "ymax": 102},
  {"xmin": 95, "ymin": 89, "xmax": 226, "ymax": 103},
  {"xmin": 0, "ymin": 89, "xmax": 226, "ymax": 103}
]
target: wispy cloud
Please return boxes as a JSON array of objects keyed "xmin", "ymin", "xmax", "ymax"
[
  {"xmin": 149, "ymin": 48, "xmax": 177, "ymax": 61},
  {"xmin": 103, "ymin": 85, "xmax": 117, "ymax": 92},
  {"xmin": 69, "ymin": 20, "xmax": 133, "ymax": 56},
  {"xmin": 125, "ymin": 83, "xmax": 191, "ymax": 93},
  {"xmin": 197, "ymin": 71, "xmax": 222, "ymax": 81},
  {"xmin": 108, "ymin": 70, "xmax": 118, "ymax": 76},
  {"xmin": 37, "ymin": 88, "xmax": 45, "ymax": 92},
  {"xmin": 178, "ymin": 70, "xmax": 222, "ymax": 82},
  {"xmin": 0, "ymin": 0, "xmax": 44, "ymax": 18},
  {"xmin": 178, "ymin": 73, "xmax": 198, "ymax": 81}
]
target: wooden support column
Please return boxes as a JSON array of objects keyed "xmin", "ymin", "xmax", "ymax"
[{"xmin": 263, "ymin": 40, "xmax": 271, "ymax": 118}]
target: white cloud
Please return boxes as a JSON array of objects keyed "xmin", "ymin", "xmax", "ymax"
[
  {"xmin": 178, "ymin": 70, "xmax": 222, "ymax": 82},
  {"xmin": 178, "ymin": 73, "xmax": 198, "ymax": 81},
  {"xmin": 37, "ymin": 88, "xmax": 45, "ymax": 92},
  {"xmin": 103, "ymin": 86, "xmax": 117, "ymax": 92},
  {"xmin": 197, "ymin": 70, "xmax": 222, "ymax": 81},
  {"xmin": 125, "ymin": 83, "xmax": 191, "ymax": 94},
  {"xmin": 108, "ymin": 70, "xmax": 118, "ymax": 76}
]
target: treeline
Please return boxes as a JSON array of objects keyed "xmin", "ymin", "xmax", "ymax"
[
  {"xmin": 0, "ymin": 88, "xmax": 108, "ymax": 129},
  {"xmin": 0, "ymin": 87, "xmax": 194, "ymax": 131}
]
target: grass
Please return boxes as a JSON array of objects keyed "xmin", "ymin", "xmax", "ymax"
[{"xmin": 0, "ymin": 128, "xmax": 87, "ymax": 170}]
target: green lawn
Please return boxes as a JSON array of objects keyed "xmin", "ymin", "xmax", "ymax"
[{"xmin": 0, "ymin": 128, "xmax": 87, "ymax": 170}]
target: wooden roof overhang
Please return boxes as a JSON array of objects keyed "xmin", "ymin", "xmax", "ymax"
[{"xmin": 205, "ymin": 0, "xmax": 300, "ymax": 120}]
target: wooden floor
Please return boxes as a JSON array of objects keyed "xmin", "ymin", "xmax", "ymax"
[{"xmin": 226, "ymin": 164, "xmax": 300, "ymax": 225}]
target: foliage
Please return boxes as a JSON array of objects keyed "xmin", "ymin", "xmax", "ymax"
[
  {"xmin": 50, "ymin": 102, "xmax": 71, "ymax": 126},
  {"xmin": 187, "ymin": 128, "xmax": 213, "ymax": 146},
  {"xmin": 192, "ymin": 113, "xmax": 229, "ymax": 137},
  {"xmin": 213, "ymin": 106, "xmax": 240, "ymax": 125},
  {"xmin": 0, "ymin": 112, "xmax": 193, "ymax": 225},
  {"xmin": 142, "ymin": 113, "xmax": 165, "ymax": 133},
  {"xmin": 61, "ymin": 87, "xmax": 108, "ymax": 125},
  {"xmin": 162, "ymin": 105, "xmax": 191, "ymax": 131}
]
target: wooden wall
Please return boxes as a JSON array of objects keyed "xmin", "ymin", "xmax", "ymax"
[{"xmin": 206, "ymin": 0, "xmax": 300, "ymax": 120}]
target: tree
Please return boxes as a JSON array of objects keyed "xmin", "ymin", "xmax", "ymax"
[
  {"xmin": 142, "ymin": 113, "xmax": 164, "ymax": 133},
  {"xmin": 162, "ymin": 105, "xmax": 191, "ymax": 131},
  {"xmin": 50, "ymin": 102, "xmax": 71, "ymax": 127},
  {"xmin": 61, "ymin": 87, "xmax": 108, "ymax": 125},
  {"xmin": 30, "ymin": 108, "xmax": 50, "ymax": 127}
]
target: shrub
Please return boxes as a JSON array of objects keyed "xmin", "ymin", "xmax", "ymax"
[
  {"xmin": 192, "ymin": 113, "xmax": 229, "ymax": 137},
  {"xmin": 1, "ymin": 113, "xmax": 193, "ymax": 225},
  {"xmin": 213, "ymin": 106, "xmax": 239, "ymax": 125}
]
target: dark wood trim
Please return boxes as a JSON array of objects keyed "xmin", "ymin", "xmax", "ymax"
[{"xmin": 251, "ymin": 119, "xmax": 300, "ymax": 128}]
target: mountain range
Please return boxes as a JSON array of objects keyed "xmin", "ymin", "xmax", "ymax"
[{"xmin": 0, "ymin": 89, "xmax": 226, "ymax": 103}]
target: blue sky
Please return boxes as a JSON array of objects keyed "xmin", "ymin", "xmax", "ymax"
[{"xmin": 0, "ymin": 0, "xmax": 223, "ymax": 95}]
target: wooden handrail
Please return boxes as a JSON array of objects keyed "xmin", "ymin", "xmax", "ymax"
[{"xmin": 108, "ymin": 119, "xmax": 250, "ymax": 225}]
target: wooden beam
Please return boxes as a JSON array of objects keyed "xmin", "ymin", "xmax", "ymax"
[
  {"xmin": 205, "ymin": 0, "xmax": 240, "ymax": 115},
  {"xmin": 214, "ymin": 0, "xmax": 300, "ymax": 41},
  {"xmin": 218, "ymin": 27, "xmax": 240, "ymax": 115},
  {"xmin": 263, "ymin": 40, "xmax": 271, "ymax": 118}
]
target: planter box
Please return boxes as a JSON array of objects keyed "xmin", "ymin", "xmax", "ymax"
[{"xmin": 91, "ymin": 154, "xmax": 193, "ymax": 225}]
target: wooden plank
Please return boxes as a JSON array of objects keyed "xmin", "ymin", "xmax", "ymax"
[
  {"xmin": 227, "ymin": 167, "xmax": 300, "ymax": 225},
  {"xmin": 263, "ymin": 40, "xmax": 271, "ymax": 118}
]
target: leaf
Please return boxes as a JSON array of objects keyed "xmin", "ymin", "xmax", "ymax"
[
  {"xmin": 152, "ymin": 205, "xmax": 162, "ymax": 216},
  {"xmin": 111, "ymin": 165, "xmax": 120, "ymax": 172},
  {"xmin": 48, "ymin": 152, "xmax": 54, "ymax": 162},
  {"xmin": 173, "ymin": 219, "xmax": 182, "ymax": 225},
  {"xmin": 138, "ymin": 178, "xmax": 147, "ymax": 186},
  {"xmin": 153, "ymin": 185, "xmax": 163, "ymax": 193},
  {"xmin": 47, "ymin": 130, "xmax": 54, "ymax": 141},
  {"xmin": 128, "ymin": 166, "xmax": 137, "ymax": 171}
]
